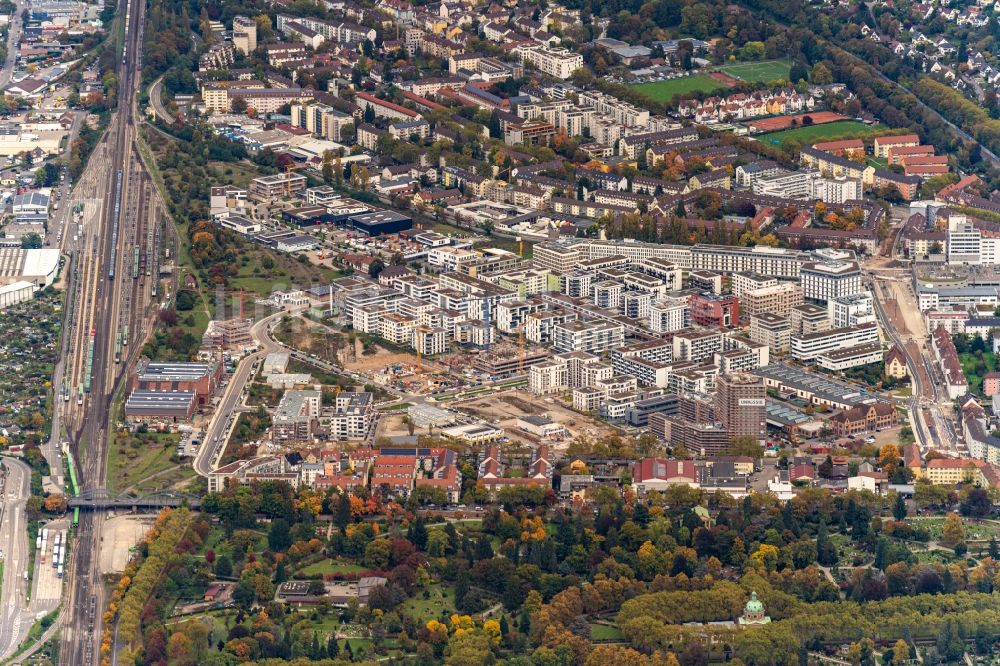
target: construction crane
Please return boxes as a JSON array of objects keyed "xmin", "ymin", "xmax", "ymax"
[
  {"xmin": 482, "ymin": 295, "xmax": 492, "ymax": 351},
  {"xmin": 518, "ymin": 325, "xmax": 525, "ymax": 374},
  {"xmin": 285, "ymin": 161, "xmax": 301, "ymax": 198}
]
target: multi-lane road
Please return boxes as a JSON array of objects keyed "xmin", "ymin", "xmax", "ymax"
[
  {"xmin": 194, "ymin": 312, "xmax": 292, "ymax": 477},
  {"xmin": 0, "ymin": 0, "xmax": 26, "ymax": 87},
  {"xmin": 0, "ymin": 458, "xmax": 32, "ymax": 658}
]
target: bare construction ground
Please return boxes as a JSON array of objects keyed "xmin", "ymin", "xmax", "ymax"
[
  {"xmin": 99, "ymin": 515, "xmax": 155, "ymax": 574},
  {"xmin": 455, "ymin": 390, "xmax": 617, "ymax": 452}
]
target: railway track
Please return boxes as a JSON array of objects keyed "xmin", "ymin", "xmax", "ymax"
[{"xmin": 59, "ymin": 0, "xmax": 153, "ymax": 661}]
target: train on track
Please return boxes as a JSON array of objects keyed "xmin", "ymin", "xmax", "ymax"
[{"xmin": 108, "ymin": 170, "xmax": 123, "ymax": 280}]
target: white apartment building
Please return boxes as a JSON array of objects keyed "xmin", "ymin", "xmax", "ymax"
[
  {"xmin": 290, "ymin": 102, "xmax": 354, "ymax": 141},
  {"xmin": 731, "ymin": 272, "xmax": 777, "ymax": 298},
  {"xmin": 577, "ymin": 90, "xmax": 650, "ymax": 127},
  {"xmin": 753, "ymin": 170, "xmax": 862, "ymax": 204},
  {"xmin": 945, "ymin": 214, "xmax": 995, "ymax": 265},
  {"xmin": 673, "ymin": 329, "xmax": 724, "ymax": 363},
  {"xmin": 593, "ymin": 282, "xmax": 623, "ymax": 310},
  {"xmin": 528, "ymin": 359, "xmax": 568, "ymax": 395},
  {"xmin": 690, "ymin": 244, "xmax": 810, "ymax": 278},
  {"xmin": 512, "ymin": 44, "xmax": 583, "ymax": 79},
  {"xmin": 828, "ymin": 293, "xmax": 876, "ymax": 328},
  {"xmin": 380, "ymin": 313, "xmax": 416, "ymax": 346},
  {"xmin": 562, "ymin": 272, "xmax": 592, "ymax": 298},
  {"xmin": 800, "ymin": 261, "xmax": 862, "ymax": 303},
  {"xmin": 816, "ymin": 343, "xmax": 884, "ymax": 371},
  {"xmin": 639, "ymin": 258, "xmax": 683, "ymax": 291},
  {"xmin": 552, "ymin": 320, "xmax": 624, "ymax": 353},
  {"xmin": 411, "ymin": 326, "xmax": 448, "ymax": 356},
  {"xmin": 650, "ymin": 296, "xmax": 690, "ymax": 333},
  {"xmin": 790, "ymin": 322, "xmax": 879, "ymax": 361},
  {"xmin": 812, "ymin": 175, "xmax": 863, "ymax": 205},
  {"xmin": 428, "ymin": 246, "xmax": 479, "ymax": 271},
  {"xmin": 753, "ymin": 169, "xmax": 813, "ymax": 199},
  {"xmin": 525, "ymin": 309, "xmax": 577, "ymax": 344},
  {"xmin": 623, "ymin": 292, "xmax": 652, "ymax": 320}
]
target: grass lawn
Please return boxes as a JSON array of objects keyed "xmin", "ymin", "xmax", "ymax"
[
  {"xmin": 106, "ymin": 432, "xmax": 182, "ymax": 493},
  {"xmin": 590, "ymin": 623, "xmax": 624, "ymax": 641},
  {"xmin": 209, "ymin": 160, "xmax": 262, "ymax": 190},
  {"xmin": 402, "ymin": 584, "xmax": 455, "ymax": 623},
  {"xmin": 631, "ymin": 74, "xmax": 728, "ymax": 102},
  {"xmin": 133, "ymin": 464, "xmax": 196, "ymax": 494},
  {"xmin": 301, "ymin": 559, "xmax": 368, "ymax": 576},
  {"xmin": 228, "ymin": 249, "xmax": 341, "ymax": 298},
  {"xmin": 867, "ymin": 156, "xmax": 888, "ymax": 169},
  {"xmin": 177, "ymin": 308, "xmax": 210, "ymax": 348},
  {"xmin": 908, "ymin": 516, "xmax": 1000, "ymax": 541},
  {"xmin": 958, "ymin": 350, "xmax": 997, "ymax": 397},
  {"xmin": 757, "ymin": 121, "xmax": 879, "ymax": 147},
  {"xmin": 719, "ymin": 59, "xmax": 791, "ymax": 83}
]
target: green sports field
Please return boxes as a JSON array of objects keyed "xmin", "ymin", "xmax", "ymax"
[
  {"xmin": 757, "ymin": 120, "xmax": 878, "ymax": 147},
  {"xmin": 631, "ymin": 74, "xmax": 728, "ymax": 101},
  {"xmin": 719, "ymin": 59, "xmax": 792, "ymax": 83}
]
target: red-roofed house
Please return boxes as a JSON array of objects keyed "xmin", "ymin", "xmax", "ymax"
[
  {"xmin": 356, "ymin": 91, "xmax": 421, "ymax": 121},
  {"xmin": 813, "ymin": 139, "xmax": 864, "ymax": 156},
  {"xmin": 631, "ymin": 458, "xmax": 698, "ymax": 494},
  {"xmin": 790, "ymin": 463, "xmax": 816, "ymax": 484}
]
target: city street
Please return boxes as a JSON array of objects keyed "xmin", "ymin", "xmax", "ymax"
[
  {"xmin": 193, "ymin": 312, "xmax": 287, "ymax": 477},
  {"xmin": 0, "ymin": 0, "xmax": 25, "ymax": 87},
  {"xmin": 0, "ymin": 458, "xmax": 53, "ymax": 660}
]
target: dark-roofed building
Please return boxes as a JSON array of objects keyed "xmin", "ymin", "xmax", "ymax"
[
  {"xmin": 123, "ymin": 390, "xmax": 197, "ymax": 425},
  {"xmin": 348, "ymin": 210, "xmax": 413, "ymax": 235},
  {"xmin": 130, "ymin": 359, "xmax": 223, "ymax": 405},
  {"xmin": 829, "ymin": 402, "xmax": 899, "ymax": 436}
]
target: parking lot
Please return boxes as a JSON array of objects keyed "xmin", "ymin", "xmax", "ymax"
[{"xmin": 33, "ymin": 519, "xmax": 68, "ymax": 605}]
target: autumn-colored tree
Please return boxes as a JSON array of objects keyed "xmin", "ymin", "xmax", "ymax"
[
  {"xmin": 892, "ymin": 638, "xmax": 910, "ymax": 665},
  {"xmin": 43, "ymin": 494, "xmax": 67, "ymax": 513},
  {"xmin": 941, "ymin": 512, "xmax": 965, "ymax": 548},
  {"xmin": 585, "ymin": 645, "xmax": 651, "ymax": 666}
]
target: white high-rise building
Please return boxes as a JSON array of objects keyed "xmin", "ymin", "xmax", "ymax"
[{"xmin": 800, "ymin": 261, "xmax": 862, "ymax": 304}]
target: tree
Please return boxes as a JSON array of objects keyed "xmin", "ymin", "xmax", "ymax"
[
  {"xmin": 960, "ymin": 487, "xmax": 992, "ymax": 518},
  {"xmin": 368, "ymin": 257, "xmax": 385, "ymax": 279},
  {"xmin": 43, "ymin": 494, "xmax": 67, "ymax": 513},
  {"xmin": 20, "ymin": 233, "xmax": 42, "ymax": 249},
  {"xmin": 941, "ymin": 512, "xmax": 965, "ymax": 548},
  {"xmin": 891, "ymin": 639, "xmax": 909, "ymax": 666},
  {"xmin": 789, "ymin": 61, "xmax": 809, "ymax": 84},
  {"xmin": 811, "ymin": 62, "xmax": 834, "ymax": 85},
  {"xmin": 444, "ymin": 629, "xmax": 495, "ymax": 666},
  {"xmin": 268, "ymin": 518, "xmax": 292, "ymax": 552},
  {"xmin": 725, "ymin": 436, "xmax": 764, "ymax": 459},
  {"xmin": 364, "ymin": 538, "xmax": 392, "ymax": 569},
  {"xmin": 893, "ymin": 493, "xmax": 907, "ymax": 521},
  {"xmin": 230, "ymin": 97, "xmax": 248, "ymax": 114},
  {"xmin": 214, "ymin": 555, "xmax": 233, "ymax": 578}
]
